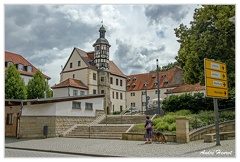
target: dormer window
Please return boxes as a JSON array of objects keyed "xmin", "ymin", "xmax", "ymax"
[
  {"xmin": 152, "ymin": 75, "xmax": 156, "ymax": 78},
  {"xmin": 27, "ymin": 65, "xmax": 32, "ymax": 72},
  {"xmin": 126, "ymin": 84, "xmax": 130, "ymax": 88},
  {"xmin": 143, "ymin": 82, "xmax": 148, "ymax": 87},
  {"xmin": 164, "ymin": 80, "xmax": 168, "ymax": 84},
  {"xmin": 127, "ymin": 78, "xmax": 131, "ymax": 81},
  {"xmin": 132, "ymin": 77, "xmax": 136, "ymax": 81},
  {"xmin": 132, "ymin": 83, "xmax": 136, "ymax": 87},
  {"xmin": 162, "ymin": 74, "xmax": 166, "ymax": 78},
  {"xmin": 17, "ymin": 63, "xmax": 24, "ymax": 71},
  {"xmin": 154, "ymin": 81, "xmax": 158, "ymax": 86},
  {"xmin": 5, "ymin": 61, "xmax": 13, "ymax": 67}
]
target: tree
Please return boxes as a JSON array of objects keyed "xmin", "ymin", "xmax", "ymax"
[
  {"xmin": 174, "ymin": 5, "xmax": 235, "ymax": 90},
  {"xmin": 5, "ymin": 63, "xmax": 27, "ymax": 99},
  {"xmin": 150, "ymin": 61, "xmax": 180, "ymax": 72},
  {"xmin": 27, "ymin": 70, "xmax": 52, "ymax": 99}
]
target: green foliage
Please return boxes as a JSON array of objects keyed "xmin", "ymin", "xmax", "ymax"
[
  {"xmin": 162, "ymin": 92, "xmax": 235, "ymax": 113},
  {"xmin": 150, "ymin": 61, "xmax": 180, "ymax": 72},
  {"xmin": 174, "ymin": 5, "xmax": 235, "ymax": 90},
  {"xmin": 5, "ymin": 63, "xmax": 27, "ymax": 99},
  {"xmin": 27, "ymin": 70, "xmax": 52, "ymax": 99}
]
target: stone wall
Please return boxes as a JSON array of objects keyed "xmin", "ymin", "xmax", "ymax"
[
  {"xmin": 189, "ymin": 120, "xmax": 235, "ymax": 141},
  {"xmin": 99, "ymin": 115, "xmax": 153, "ymax": 124},
  {"xmin": 19, "ymin": 110, "xmax": 105, "ymax": 138},
  {"xmin": 122, "ymin": 132, "xmax": 176, "ymax": 142}
]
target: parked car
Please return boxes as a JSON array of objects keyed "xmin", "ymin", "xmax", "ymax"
[{"xmin": 127, "ymin": 107, "xmax": 140, "ymax": 113}]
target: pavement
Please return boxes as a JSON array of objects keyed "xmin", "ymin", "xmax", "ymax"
[{"xmin": 4, "ymin": 137, "xmax": 236, "ymax": 158}]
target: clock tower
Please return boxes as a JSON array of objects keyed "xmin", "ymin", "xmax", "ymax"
[{"xmin": 93, "ymin": 25, "xmax": 111, "ymax": 114}]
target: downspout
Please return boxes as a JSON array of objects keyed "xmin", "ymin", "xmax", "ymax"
[{"xmin": 17, "ymin": 100, "xmax": 23, "ymax": 139}]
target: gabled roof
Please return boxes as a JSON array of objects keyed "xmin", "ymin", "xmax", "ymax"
[
  {"xmin": 164, "ymin": 83, "xmax": 205, "ymax": 94},
  {"xmin": 126, "ymin": 66, "xmax": 183, "ymax": 92},
  {"xmin": 5, "ymin": 51, "xmax": 51, "ymax": 79},
  {"xmin": 62, "ymin": 47, "xmax": 126, "ymax": 78},
  {"xmin": 51, "ymin": 78, "xmax": 88, "ymax": 90}
]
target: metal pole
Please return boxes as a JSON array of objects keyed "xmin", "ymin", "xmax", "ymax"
[
  {"xmin": 156, "ymin": 59, "xmax": 160, "ymax": 114},
  {"xmin": 213, "ymin": 98, "xmax": 221, "ymax": 146}
]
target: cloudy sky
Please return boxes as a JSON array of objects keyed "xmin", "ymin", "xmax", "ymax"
[{"xmin": 4, "ymin": 3, "xmax": 201, "ymax": 86}]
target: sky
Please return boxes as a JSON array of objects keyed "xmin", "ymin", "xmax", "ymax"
[{"xmin": 4, "ymin": 3, "xmax": 201, "ymax": 87}]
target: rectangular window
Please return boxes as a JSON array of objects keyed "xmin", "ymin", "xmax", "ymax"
[
  {"xmin": 131, "ymin": 103, "xmax": 135, "ymax": 107},
  {"xmin": 120, "ymin": 80, "xmax": 123, "ymax": 86},
  {"xmin": 6, "ymin": 113, "xmax": 13, "ymax": 125},
  {"xmin": 27, "ymin": 66, "xmax": 32, "ymax": 72},
  {"xmin": 131, "ymin": 92, "xmax": 135, "ymax": 96},
  {"xmin": 110, "ymin": 77, "xmax": 113, "ymax": 84},
  {"xmin": 116, "ymin": 79, "xmax": 118, "ymax": 85},
  {"xmin": 116, "ymin": 92, "xmax": 119, "ymax": 99},
  {"xmin": 85, "ymin": 103, "xmax": 93, "ymax": 110},
  {"xmin": 73, "ymin": 90, "xmax": 78, "ymax": 96},
  {"xmin": 72, "ymin": 101, "xmax": 81, "ymax": 109},
  {"xmin": 18, "ymin": 64, "xmax": 24, "ymax": 71},
  {"xmin": 142, "ymin": 91, "xmax": 146, "ymax": 95},
  {"xmin": 120, "ymin": 93, "xmax": 123, "ymax": 100},
  {"xmin": 93, "ymin": 89, "xmax": 97, "ymax": 94},
  {"xmin": 78, "ymin": 61, "xmax": 81, "ymax": 67},
  {"xmin": 80, "ymin": 91, "xmax": 85, "ymax": 95},
  {"xmin": 73, "ymin": 74, "xmax": 75, "ymax": 78},
  {"xmin": 70, "ymin": 62, "xmax": 73, "ymax": 68},
  {"xmin": 93, "ymin": 73, "xmax": 96, "ymax": 80},
  {"xmin": 112, "ymin": 91, "xmax": 114, "ymax": 99},
  {"xmin": 155, "ymin": 90, "xmax": 160, "ymax": 94},
  {"xmin": 101, "ymin": 90, "xmax": 104, "ymax": 94},
  {"xmin": 101, "ymin": 77, "xmax": 104, "ymax": 82}
]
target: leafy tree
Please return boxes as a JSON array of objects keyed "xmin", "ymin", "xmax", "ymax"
[
  {"xmin": 5, "ymin": 63, "xmax": 27, "ymax": 99},
  {"xmin": 174, "ymin": 5, "xmax": 235, "ymax": 90},
  {"xmin": 27, "ymin": 70, "xmax": 52, "ymax": 99},
  {"xmin": 150, "ymin": 61, "xmax": 180, "ymax": 72}
]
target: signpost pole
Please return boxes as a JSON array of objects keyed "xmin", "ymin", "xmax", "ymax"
[{"xmin": 213, "ymin": 98, "xmax": 221, "ymax": 146}]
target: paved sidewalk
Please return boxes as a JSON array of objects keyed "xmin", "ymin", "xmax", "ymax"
[{"xmin": 5, "ymin": 137, "xmax": 235, "ymax": 157}]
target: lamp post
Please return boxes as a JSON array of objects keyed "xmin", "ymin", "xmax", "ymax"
[{"xmin": 156, "ymin": 59, "xmax": 160, "ymax": 114}]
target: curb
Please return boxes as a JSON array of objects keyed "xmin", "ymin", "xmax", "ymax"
[{"xmin": 5, "ymin": 147, "xmax": 124, "ymax": 157}]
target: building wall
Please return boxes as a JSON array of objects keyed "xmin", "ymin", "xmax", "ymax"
[
  {"xmin": 110, "ymin": 74, "xmax": 126, "ymax": 112},
  {"xmin": 22, "ymin": 98, "xmax": 104, "ymax": 117},
  {"xmin": 5, "ymin": 106, "xmax": 20, "ymax": 137},
  {"xmin": 126, "ymin": 87, "xmax": 176, "ymax": 111},
  {"xmin": 166, "ymin": 90, "xmax": 205, "ymax": 97},
  {"xmin": 61, "ymin": 68, "xmax": 89, "ymax": 85},
  {"xmin": 21, "ymin": 75, "xmax": 33, "ymax": 85}
]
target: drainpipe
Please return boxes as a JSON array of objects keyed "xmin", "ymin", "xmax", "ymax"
[{"xmin": 17, "ymin": 100, "xmax": 23, "ymax": 139}]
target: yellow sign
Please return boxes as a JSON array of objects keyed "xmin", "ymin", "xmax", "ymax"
[
  {"xmin": 206, "ymin": 87, "xmax": 228, "ymax": 99},
  {"xmin": 205, "ymin": 69, "xmax": 227, "ymax": 81},
  {"xmin": 204, "ymin": 58, "xmax": 228, "ymax": 99},
  {"xmin": 205, "ymin": 59, "xmax": 226, "ymax": 72},
  {"xmin": 206, "ymin": 78, "xmax": 228, "ymax": 89}
]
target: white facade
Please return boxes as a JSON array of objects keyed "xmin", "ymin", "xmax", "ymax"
[
  {"xmin": 22, "ymin": 97, "xmax": 104, "ymax": 117},
  {"xmin": 53, "ymin": 87, "xmax": 88, "ymax": 97}
]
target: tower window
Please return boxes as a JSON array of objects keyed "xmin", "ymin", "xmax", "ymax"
[
  {"xmin": 120, "ymin": 80, "xmax": 123, "ymax": 86},
  {"xmin": 101, "ymin": 77, "xmax": 104, "ymax": 82},
  {"xmin": 116, "ymin": 78, "xmax": 119, "ymax": 85},
  {"xmin": 110, "ymin": 77, "xmax": 113, "ymax": 84},
  {"xmin": 93, "ymin": 73, "xmax": 96, "ymax": 80}
]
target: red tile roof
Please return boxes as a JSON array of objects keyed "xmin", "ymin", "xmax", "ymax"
[
  {"xmin": 51, "ymin": 78, "xmax": 88, "ymax": 89},
  {"xmin": 5, "ymin": 51, "xmax": 50, "ymax": 79},
  {"xmin": 73, "ymin": 47, "xmax": 126, "ymax": 77},
  {"xmin": 164, "ymin": 83, "xmax": 205, "ymax": 94},
  {"xmin": 126, "ymin": 66, "xmax": 184, "ymax": 92}
]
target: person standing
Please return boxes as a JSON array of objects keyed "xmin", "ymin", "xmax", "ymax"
[{"xmin": 144, "ymin": 115, "xmax": 153, "ymax": 144}]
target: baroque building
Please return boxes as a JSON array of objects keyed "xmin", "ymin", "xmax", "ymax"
[{"xmin": 53, "ymin": 25, "xmax": 126, "ymax": 114}]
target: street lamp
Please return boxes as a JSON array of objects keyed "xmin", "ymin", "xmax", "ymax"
[{"xmin": 156, "ymin": 59, "xmax": 160, "ymax": 114}]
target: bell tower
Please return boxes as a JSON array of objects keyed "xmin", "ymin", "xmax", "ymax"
[{"xmin": 93, "ymin": 25, "xmax": 111, "ymax": 114}]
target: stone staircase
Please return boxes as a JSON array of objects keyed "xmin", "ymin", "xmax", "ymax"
[
  {"xmin": 66, "ymin": 124, "xmax": 131, "ymax": 139},
  {"xmin": 63, "ymin": 114, "xmax": 155, "ymax": 139}
]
